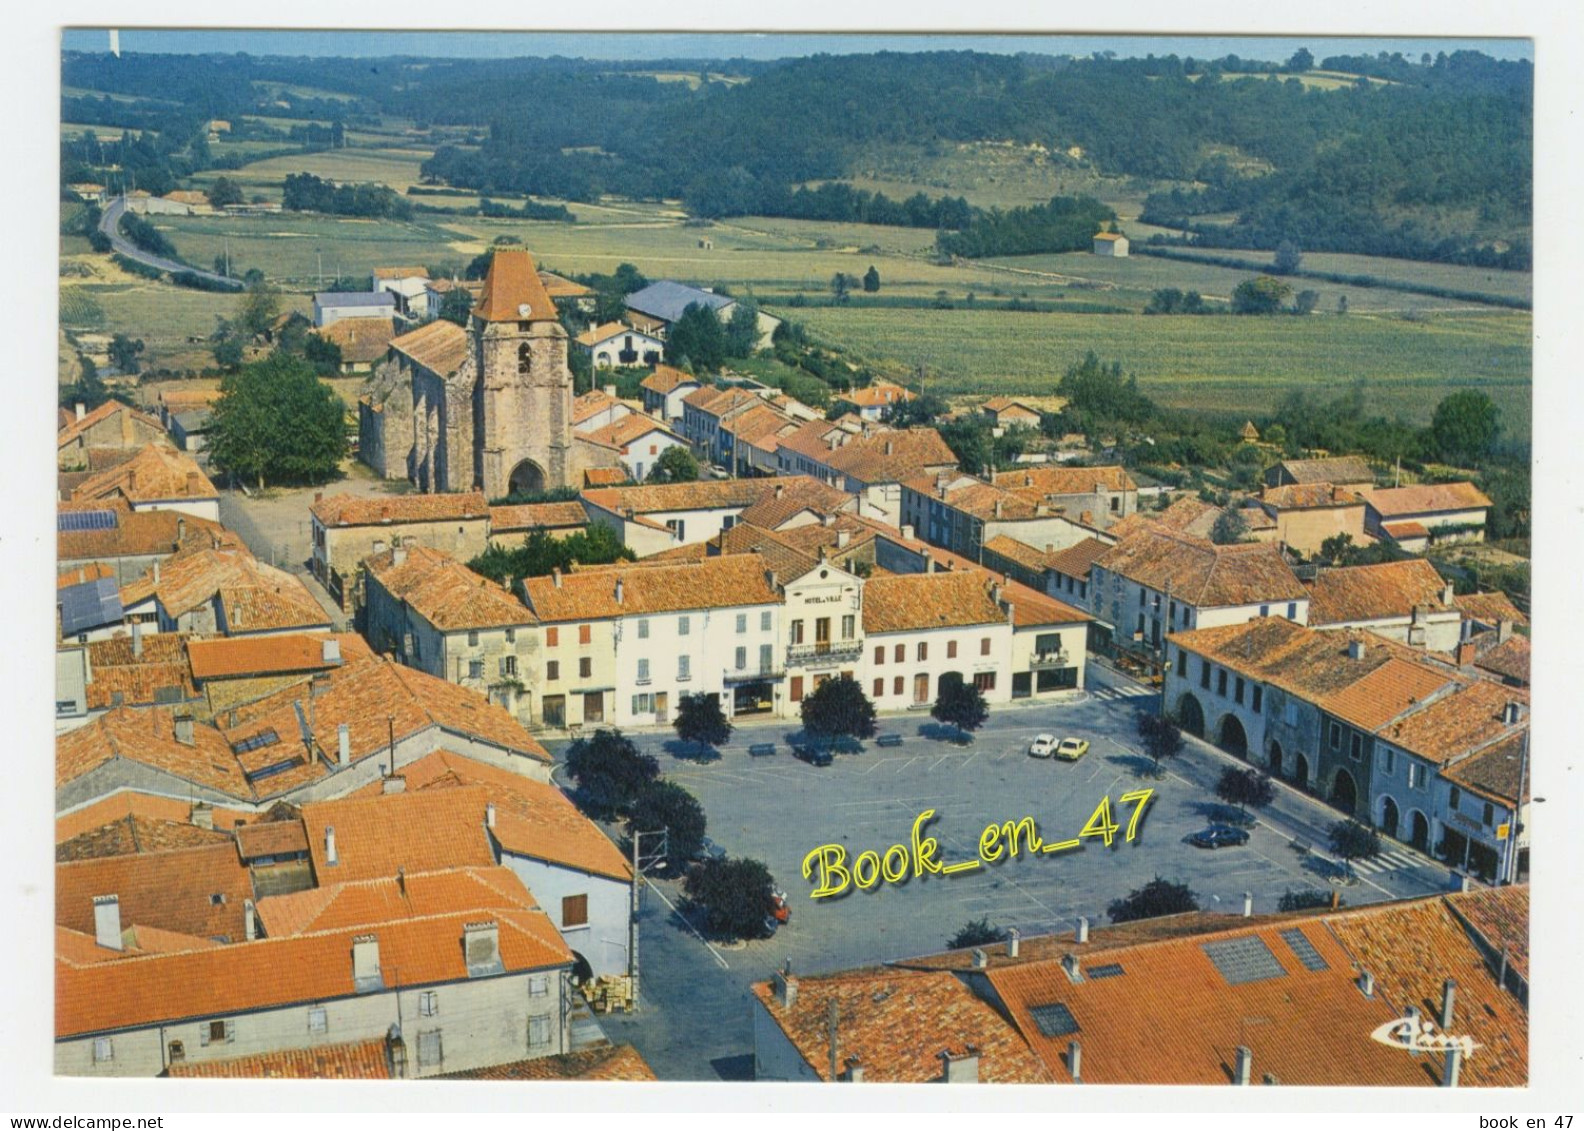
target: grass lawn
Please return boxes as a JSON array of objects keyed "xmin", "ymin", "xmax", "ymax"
[
  {"xmin": 783, "ymin": 305, "xmax": 1532, "ymax": 437},
  {"xmin": 1136, "ymin": 247, "xmax": 1532, "ymax": 304}
]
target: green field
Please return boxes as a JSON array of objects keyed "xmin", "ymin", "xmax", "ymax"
[
  {"xmin": 782, "ymin": 305, "xmax": 1532, "ymax": 437},
  {"xmin": 1138, "ymin": 247, "xmax": 1532, "ymax": 304}
]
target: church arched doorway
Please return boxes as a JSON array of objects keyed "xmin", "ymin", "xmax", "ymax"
[
  {"xmin": 508, "ymin": 459, "xmax": 546, "ymax": 497},
  {"xmin": 1331, "ymin": 768, "xmax": 1359, "ymax": 817}
]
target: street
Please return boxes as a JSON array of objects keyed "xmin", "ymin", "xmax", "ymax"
[{"xmin": 552, "ymin": 660, "xmax": 1456, "ymax": 1080}]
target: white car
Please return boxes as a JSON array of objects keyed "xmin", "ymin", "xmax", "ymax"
[{"xmin": 1028, "ymin": 734, "xmax": 1058, "ymax": 758}]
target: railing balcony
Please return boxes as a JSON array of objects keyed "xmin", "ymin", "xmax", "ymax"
[
  {"xmin": 1029, "ymin": 651, "xmax": 1071, "ymax": 670},
  {"xmin": 786, "ymin": 640, "xmax": 864, "ymax": 665}
]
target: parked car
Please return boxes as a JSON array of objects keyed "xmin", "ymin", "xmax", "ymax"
[
  {"xmin": 794, "ymin": 744, "xmax": 833, "ymax": 767},
  {"xmin": 1028, "ymin": 734, "xmax": 1058, "ymax": 758},
  {"xmin": 875, "ymin": 733, "xmax": 904, "ymax": 748},
  {"xmin": 1187, "ymin": 825, "xmax": 1251, "ymax": 850},
  {"xmin": 749, "ymin": 742, "xmax": 777, "ymax": 757},
  {"xmin": 1054, "ymin": 737, "xmax": 1090, "ymax": 762}
]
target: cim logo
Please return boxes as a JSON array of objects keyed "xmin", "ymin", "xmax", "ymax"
[{"xmin": 1370, "ymin": 1014, "xmax": 1480, "ymax": 1059}]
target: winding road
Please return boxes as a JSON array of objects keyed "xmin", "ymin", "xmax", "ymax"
[{"xmin": 97, "ymin": 195, "xmax": 243, "ymax": 290}]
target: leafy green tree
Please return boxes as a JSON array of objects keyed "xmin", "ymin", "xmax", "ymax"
[
  {"xmin": 206, "ymin": 352, "xmax": 347, "ymax": 488},
  {"xmin": 1272, "ymin": 240, "xmax": 1303, "ymax": 275},
  {"xmin": 107, "ymin": 334, "xmax": 144, "ymax": 376},
  {"xmin": 1057, "ymin": 352, "xmax": 1155, "ymax": 424},
  {"xmin": 1292, "ymin": 289, "xmax": 1320, "ymax": 315},
  {"xmin": 212, "ymin": 333, "xmax": 244, "ymax": 371},
  {"xmin": 628, "ymin": 781, "xmax": 707, "ymax": 870},
  {"xmin": 674, "ymin": 692, "xmax": 732, "ymax": 758},
  {"xmin": 303, "ymin": 333, "xmax": 343, "ymax": 376},
  {"xmin": 1137, "ymin": 713, "xmax": 1184, "ymax": 776},
  {"xmin": 1210, "ymin": 507, "xmax": 1250, "ymax": 545},
  {"xmin": 648, "ymin": 444, "xmax": 700, "ymax": 484},
  {"xmin": 564, "ymin": 729, "xmax": 659, "ymax": 819},
  {"xmin": 469, "ymin": 524, "xmax": 635, "ymax": 585},
  {"xmin": 1430, "ymin": 390, "xmax": 1500, "ymax": 465},
  {"xmin": 800, "ymin": 675, "xmax": 878, "ymax": 743},
  {"xmin": 237, "ymin": 279, "xmax": 281, "ymax": 339},
  {"xmin": 1286, "ymin": 47, "xmax": 1315, "ymax": 72},
  {"xmin": 439, "ymin": 286, "xmax": 474, "ymax": 326},
  {"xmin": 1328, "ymin": 819, "xmax": 1381, "ymax": 881},
  {"xmin": 1278, "ymin": 888, "xmax": 1341, "ymax": 912},
  {"xmin": 724, "ymin": 298, "xmax": 761, "ymax": 358},
  {"xmin": 667, "ymin": 303, "xmax": 727, "ymax": 372},
  {"xmin": 947, "ymin": 916, "xmax": 1007, "ymax": 950},
  {"xmin": 931, "ymin": 677, "xmax": 989, "ymax": 739},
  {"xmin": 207, "ymin": 177, "xmax": 243, "ymax": 209},
  {"xmin": 1231, "ymin": 275, "xmax": 1292, "ymax": 315},
  {"xmin": 1215, "ymin": 767, "xmax": 1276, "ymax": 818},
  {"xmin": 1107, "ymin": 876, "xmax": 1199, "ymax": 923},
  {"xmin": 887, "ymin": 390, "xmax": 950, "ymax": 429},
  {"xmin": 830, "ymin": 272, "xmax": 851, "ymax": 304},
  {"xmin": 684, "ymin": 856, "xmax": 777, "ymax": 940},
  {"xmin": 862, "ymin": 265, "xmax": 881, "ymax": 293}
]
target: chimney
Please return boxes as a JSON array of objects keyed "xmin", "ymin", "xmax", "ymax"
[
  {"xmin": 844, "ymin": 1057, "xmax": 865, "ymax": 1083},
  {"xmin": 1234, "ymin": 1046, "xmax": 1253, "ymax": 1086},
  {"xmin": 1075, "ymin": 916, "xmax": 1090, "ymax": 944},
  {"xmin": 153, "ymin": 560, "xmax": 161, "ymax": 586},
  {"xmin": 177, "ymin": 516, "xmax": 186, "ymax": 543},
  {"xmin": 1455, "ymin": 640, "xmax": 1477, "ymax": 667},
  {"xmin": 396, "ymin": 866, "xmax": 406, "ymax": 896},
  {"xmin": 1443, "ymin": 1046, "xmax": 1463, "ymax": 1088},
  {"xmin": 884, "ymin": 439, "xmax": 894, "ymax": 456},
  {"xmin": 92, "ymin": 895, "xmax": 123, "ymax": 951},
  {"xmin": 970, "ymin": 948, "xmax": 988, "ymax": 970},
  {"xmin": 1062, "ymin": 953, "xmax": 1082, "ymax": 981},
  {"xmin": 1442, "ymin": 582, "xmax": 1455, "ymax": 605},
  {"xmin": 392, "ymin": 544, "xmax": 407, "ymax": 566},
  {"xmin": 314, "ymin": 492, "xmax": 323, "ymax": 504},
  {"xmin": 939, "ymin": 1047, "xmax": 980, "ymax": 1084},
  {"xmin": 76, "ymin": 402, "xmax": 86, "ymax": 422},
  {"xmin": 615, "ymin": 578, "xmax": 625, "ymax": 605},
  {"xmin": 351, "ymin": 933, "xmax": 380, "ymax": 987},
  {"xmin": 386, "ymin": 1024, "xmax": 407, "ymax": 1079},
  {"xmin": 243, "ymin": 898, "xmax": 257, "ymax": 941},
  {"xmin": 336, "ymin": 722, "xmax": 350, "ymax": 767},
  {"xmin": 603, "ymin": 384, "xmax": 617, "ymax": 398},
  {"xmin": 190, "ymin": 801, "xmax": 213, "ymax": 830},
  {"xmin": 1006, "ymin": 927, "xmax": 1020, "ymax": 958},
  {"xmin": 486, "ymin": 801, "xmax": 497, "ymax": 829},
  {"xmin": 1358, "ymin": 970, "xmax": 1375, "ymax": 998},
  {"xmin": 1497, "ymin": 618, "xmax": 1514, "ymax": 644},
  {"xmin": 1242, "ymin": 891, "xmax": 1254, "ymax": 918},
  {"xmin": 993, "ymin": 498, "xmax": 1004, "ymax": 519},
  {"xmin": 185, "ymin": 471, "xmax": 200, "ymax": 495},
  {"xmin": 325, "ymin": 825, "xmax": 338, "ymax": 867},
  {"xmin": 552, "ymin": 568, "xmax": 562, "ymax": 589},
  {"xmin": 900, "ymin": 524, "xmax": 914, "ymax": 541},
  {"xmin": 1067, "ymin": 1041, "xmax": 1082, "ymax": 1084},
  {"xmin": 1348, "ymin": 639, "xmax": 1366, "ymax": 661},
  {"xmin": 381, "ymin": 774, "xmax": 406, "ymax": 794},
  {"xmin": 774, "ymin": 959, "xmax": 798, "ymax": 1008},
  {"xmin": 173, "ymin": 710, "xmax": 194, "ymax": 745},
  {"xmin": 1503, "ymin": 701, "xmax": 1524, "ymax": 725},
  {"xmin": 835, "ymin": 529, "xmax": 851, "ymax": 549},
  {"xmin": 1440, "ymin": 978, "xmax": 1457, "ymax": 1029},
  {"xmin": 131, "ymin": 621, "xmax": 143, "ymax": 657},
  {"xmin": 322, "ymin": 637, "xmax": 342, "ymax": 664},
  {"xmin": 775, "ymin": 484, "xmax": 785, "ymax": 499}
]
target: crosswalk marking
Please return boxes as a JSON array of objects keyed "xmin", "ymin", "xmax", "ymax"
[
  {"xmin": 1090, "ymin": 685, "xmax": 1153, "ymax": 702},
  {"xmin": 1349, "ymin": 849, "xmax": 1424, "ymax": 874}
]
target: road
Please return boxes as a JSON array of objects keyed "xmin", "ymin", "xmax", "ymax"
[
  {"xmin": 548, "ymin": 660, "xmax": 1457, "ymax": 1080},
  {"xmin": 98, "ymin": 196, "xmax": 242, "ymax": 289}
]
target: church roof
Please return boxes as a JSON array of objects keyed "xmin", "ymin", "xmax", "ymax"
[{"xmin": 473, "ymin": 249, "xmax": 558, "ymax": 323}]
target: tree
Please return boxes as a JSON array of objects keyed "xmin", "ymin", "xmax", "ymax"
[
  {"xmin": 107, "ymin": 334, "xmax": 144, "ymax": 376},
  {"xmin": 438, "ymin": 286, "xmax": 474, "ymax": 327},
  {"xmin": 207, "ymin": 177, "xmax": 243, "ymax": 210},
  {"xmin": 1286, "ymin": 47, "xmax": 1315, "ymax": 72},
  {"xmin": 684, "ymin": 856, "xmax": 777, "ymax": 940},
  {"xmin": 648, "ymin": 444, "xmax": 700, "ymax": 484},
  {"xmin": 1215, "ymin": 767, "xmax": 1276, "ymax": 819},
  {"xmin": 211, "ymin": 332, "xmax": 244, "ymax": 371},
  {"xmin": 1137, "ymin": 713, "xmax": 1183, "ymax": 776},
  {"xmin": 1278, "ymin": 888, "xmax": 1341, "ymax": 912},
  {"xmin": 800, "ymin": 675, "xmax": 877, "ymax": 743},
  {"xmin": 1210, "ymin": 507, "xmax": 1250, "ymax": 545},
  {"xmin": 237, "ymin": 279, "xmax": 281, "ymax": 340},
  {"xmin": 1107, "ymin": 876, "xmax": 1200, "ymax": 923},
  {"xmin": 1430, "ymin": 390, "xmax": 1500, "ymax": 466},
  {"xmin": 628, "ymin": 780, "xmax": 707, "ymax": 870},
  {"xmin": 931, "ymin": 677, "xmax": 988, "ymax": 740},
  {"xmin": 303, "ymin": 332, "xmax": 343, "ymax": 377},
  {"xmin": 724, "ymin": 298, "xmax": 761, "ymax": 358},
  {"xmin": 1292, "ymin": 289, "xmax": 1320, "ymax": 315},
  {"xmin": 469, "ymin": 524, "xmax": 634, "ymax": 584},
  {"xmin": 1272, "ymin": 240, "xmax": 1303, "ymax": 275},
  {"xmin": 564, "ymin": 728, "xmax": 660, "ymax": 819},
  {"xmin": 947, "ymin": 916, "xmax": 1007, "ymax": 950},
  {"xmin": 1318, "ymin": 533, "xmax": 1358, "ymax": 566},
  {"xmin": 830, "ymin": 272, "xmax": 851, "ymax": 304},
  {"xmin": 1328, "ymin": 818, "xmax": 1382, "ymax": 881},
  {"xmin": 862, "ymin": 265, "xmax": 881, "ymax": 293},
  {"xmin": 667, "ymin": 303, "xmax": 727, "ymax": 372},
  {"xmin": 1231, "ymin": 275, "xmax": 1292, "ymax": 315},
  {"xmin": 205, "ymin": 352, "xmax": 348, "ymax": 488},
  {"xmin": 674, "ymin": 692, "xmax": 732, "ymax": 759}
]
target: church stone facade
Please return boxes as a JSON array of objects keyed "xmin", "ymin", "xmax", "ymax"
[{"xmin": 357, "ymin": 249, "xmax": 620, "ymax": 499}]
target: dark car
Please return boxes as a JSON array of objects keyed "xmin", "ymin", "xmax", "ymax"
[
  {"xmin": 1187, "ymin": 824, "xmax": 1251, "ymax": 849},
  {"xmin": 875, "ymin": 733, "xmax": 904, "ymax": 748},
  {"xmin": 748, "ymin": 742, "xmax": 777, "ymax": 757},
  {"xmin": 794, "ymin": 744, "xmax": 834, "ymax": 767}
]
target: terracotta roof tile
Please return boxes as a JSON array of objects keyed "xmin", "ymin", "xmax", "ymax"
[
  {"xmin": 838, "ymin": 381, "xmax": 915, "ymax": 409},
  {"xmin": 806, "ymin": 428, "xmax": 957, "ymax": 485},
  {"xmin": 1439, "ymin": 731, "xmax": 1528, "ymax": 807},
  {"xmin": 81, "ymin": 632, "xmax": 196, "ymax": 710},
  {"xmin": 1444, "ymin": 885, "xmax": 1528, "ymax": 980},
  {"xmin": 1367, "ymin": 482, "xmax": 1493, "ymax": 518},
  {"xmin": 55, "ymin": 803, "xmax": 240, "ymax": 862},
  {"xmin": 714, "ymin": 525, "xmax": 819, "ymax": 579},
  {"xmin": 639, "ymin": 365, "xmax": 699, "ymax": 395},
  {"xmin": 1319, "ymin": 658, "xmax": 1459, "ymax": 732},
  {"xmin": 56, "ymin": 841, "xmax": 254, "ymax": 943},
  {"xmin": 1379, "ymin": 678, "xmax": 1528, "ymax": 765},
  {"xmin": 736, "ymin": 478, "xmax": 855, "ymax": 529},
  {"xmin": 1274, "ymin": 457, "xmax": 1376, "ymax": 486},
  {"xmin": 167, "ymin": 1038, "xmax": 394, "ymax": 1079},
  {"xmin": 57, "ymin": 401, "xmax": 167, "ymax": 450},
  {"xmin": 314, "ymin": 318, "xmax": 400, "ymax": 365},
  {"xmin": 473, "ymin": 248, "xmax": 557, "ymax": 323},
  {"xmin": 1381, "ymin": 521, "xmax": 1431, "ymax": 540},
  {"xmin": 57, "ymin": 705, "xmax": 255, "ymax": 799},
  {"xmin": 993, "ymin": 464, "xmax": 1137, "ymax": 496},
  {"xmin": 1260, "ymin": 482, "xmax": 1365, "ymax": 510},
  {"xmin": 55, "ymin": 793, "xmax": 250, "ymax": 850},
  {"xmin": 580, "ymin": 476, "xmax": 813, "ymax": 517},
  {"xmin": 256, "ymin": 865, "xmax": 536, "ymax": 937},
  {"xmin": 365, "ymin": 544, "xmax": 536, "ymax": 631},
  {"xmin": 311, "ymin": 491, "xmax": 488, "ymax": 527},
  {"xmin": 442, "ymin": 1043, "xmax": 656, "ymax": 1081},
  {"xmin": 1096, "ymin": 527, "xmax": 1308, "ymax": 607},
  {"xmin": 524, "ymin": 554, "xmax": 779, "ymax": 622},
  {"xmin": 904, "ymin": 474, "xmax": 1048, "ymax": 522},
  {"xmin": 1046, "ymin": 537, "xmax": 1114, "ymax": 579},
  {"xmin": 234, "ymin": 819, "xmax": 310, "ymax": 861},
  {"xmin": 752, "ymin": 967, "xmax": 1051, "ymax": 1083},
  {"xmin": 187, "ymin": 633, "xmax": 372, "ymax": 681},
  {"xmin": 388, "ymin": 318, "xmax": 469, "ymax": 375},
  {"xmin": 575, "ymin": 320, "xmax": 643, "ymax": 347},
  {"xmin": 299, "ymin": 787, "xmax": 498, "ymax": 884},
  {"xmin": 863, "ymin": 571, "xmax": 1004, "ymax": 634},
  {"xmin": 489, "ymin": 501, "xmax": 588, "ymax": 533},
  {"xmin": 1307, "ymin": 559, "xmax": 1454, "ymax": 625},
  {"xmin": 571, "ymin": 389, "xmax": 625, "ymax": 426},
  {"xmin": 582, "ymin": 467, "xmax": 629, "ymax": 488},
  {"xmin": 59, "ymin": 506, "xmax": 236, "ymax": 563},
  {"xmin": 538, "ymin": 270, "xmax": 592, "ymax": 298},
  {"xmin": 580, "ymin": 414, "xmax": 677, "ymax": 450},
  {"xmin": 1454, "ymin": 592, "xmax": 1528, "ymax": 629},
  {"xmin": 353, "ymin": 750, "xmax": 631, "ymax": 881},
  {"xmin": 121, "ymin": 544, "xmax": 329, "ymax": 633},
  {"xmin": 68, "ymin": 444, "xmax": 217, "ymax": 505},
  {"xmin": 373, "ymin": 266, "xmax": 430, "ymax": 280},
  {"xmin": 1473, "ymin": 634, "xmax": 1529, "ymax": 685},
  {"xmin": 57, "ymin": 907, "xmax": 571, "ymax": 1038}
]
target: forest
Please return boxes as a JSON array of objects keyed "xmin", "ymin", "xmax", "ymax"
[{"xmin": 61, "ymin": 46, "xmax": 1531, "ymax": 265}]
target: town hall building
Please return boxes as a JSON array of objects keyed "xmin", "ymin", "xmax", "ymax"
[{"xmin": 358, "ymin": 249, "xmax": 622, "ymax": 499}]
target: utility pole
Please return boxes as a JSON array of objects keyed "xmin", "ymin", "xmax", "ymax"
[{"xmin": 628, "ymin": 828, "xmax": 668, "ymax": 1012}]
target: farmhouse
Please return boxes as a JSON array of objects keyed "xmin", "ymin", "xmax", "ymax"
[
  {"xmin": 1092, "ymin": 231, "xmax": 1129, "ymax": 256},
  {"xmin": 623, "ymin": 280, "xmax": 780, "ymax": 349},
  {"xmin": 573, "ymin": 322, "xmax": 664, "ymax": 369},
  {"xmin": 1364, "ymin": 482, "xmax": 1492, "ymax": 549},
  {"xmin": 1241, "ymin": 483, "xmax": 1368, "ymax": 556},
  {"xmin": 1264, "ymin": 456, "xmax": 1376, "ymax": 491},
  {"xmin": 311, "ymin": 291, "xmax": 396, "ymax": 329}
]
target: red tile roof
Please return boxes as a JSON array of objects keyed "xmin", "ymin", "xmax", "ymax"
[
  {"xmin": 314, "ymin": 318, "xmax": 400, "ymax": 365},
  {"xmin": 580, "ymin": 413, "xmax": 677, "ymax": 450},
  {"xmin": 862, "ymin": 570, "xmax": 1005, "ymax": 634},
  {"xmin": 80, "ymin": 632, "xmax": 195, "ymax": 710},
  {"xmin": 68, "ymin": 444, "xmax": 218, "ymax": 505},
  {"xmin": 1319, "ymin": 657, "xmax": 1459, "ymax": 732},
  {"xmin": 57, "ymin": 705, "xmax": 255, "ymax": 799},
  {"xmin": 1378, "ymin": 678, "xmax": 1528, "ymax": 765},
  {"xmin": 523, "ymin": 554, "xmax": 779, "ymax": 622},
  {"xmin": 389, "ymin": 318, "xmax": 469, "ymax": 375},
  {"xmin": 581, "ymin": 476, "xmax": 812, "ymax": 517},
  {"xmin": 736, "ymin": 478, "xmax": 855, "ymax": 529},
  {"xmin": 120, "ymin": 545, "xmax": 330, "ymax": 634},
  {"xmin": 299, "ymin": 787, "xmax": 498, "ymax": 883},
  {"xmin": 1095, "ymin": 527, "xmax": 1308, "ymax": 607},
  {"xmin": 1367, "ymin": 482, "xmax": 1493, "ymax": 518},
  {"xmin": 1260, "ymin": 483, "xmax": 1365, "ymax": 510},
  {"xmin": 167, "ymin": 1038, "xmax": 394, "ymax": 1079},
  {"xmin": 489, "ymin": 501, "xmax": 588, "ymax": 533},
  {"xmin": 796, "ymin": 427, "xmax": 957, "ymax": 485},
  {"xmin": 442, "ymin": 1043, "xmax": 657, "ymax": 1081},
  {"xmin": 993, "ymin": 465, "xmax": 1137, "ymax": 497},
  {"xmin": 59, "ymin": 505, "xmax": 237, "ymax": 563},
  {"xmin": 473, "ymin": 248, "xmax": 558, "ymax": 323},
  {"xmin": 1454, "ymin": 591, "xmax": 1528, "ymax": 629},
  {"xmin": 56, "ymin": 841, "xmax": 255, "ymax": 943},
  {"xmin": 57, "ymin": 401, "xmax": 167, "ymax": 450},
  {"xmin": 640, "ymin": 365, "xmax": 700, "ymax": 395},
  {"xmin": 1306, "ymin": 559, "xmax": 1454, "ymax": 625},
  {"xmin": 365, "ymin": 544, "xmax": 537, "ymax": 631},
  {"xmin": 1273, "ymin": 456, "xmax": 1376, "ymax": 486},
  {"xmin": 312, "ymin": 491, "xmax": 489, "ymax": 527},
  {"xmin": 187, "ymin": 633, "xmax": 372, "ymax": 681},
  {"xmin": 1473, "ymin": 634, "xmax": 1530, "ymax": 686},
  {"xmin": 256, "ymin": 865, "xmax": 536, "ymax": 937}
]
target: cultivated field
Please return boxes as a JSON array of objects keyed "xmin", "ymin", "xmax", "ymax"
[
  {"xmin": 781, "ymin": 305, "xmax": 1533, "ymax": 437},
  {"xmin": 1138, "ymin": 247, "xmax": 1533, "ymax": 305}
]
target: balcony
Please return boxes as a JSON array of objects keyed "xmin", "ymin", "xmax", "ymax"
[
  {"xmin": 1029, "ymin": 651, "xmax": 1071, "ymax": 670},
  {"xmin": 786, "ymin": 640, "xmax": 864, "ymax": 666}
]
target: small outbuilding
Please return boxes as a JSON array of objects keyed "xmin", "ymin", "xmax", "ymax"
[{"xmin": 1093, "ymin": 231, "xmax": 1129, "ymax": 257}]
